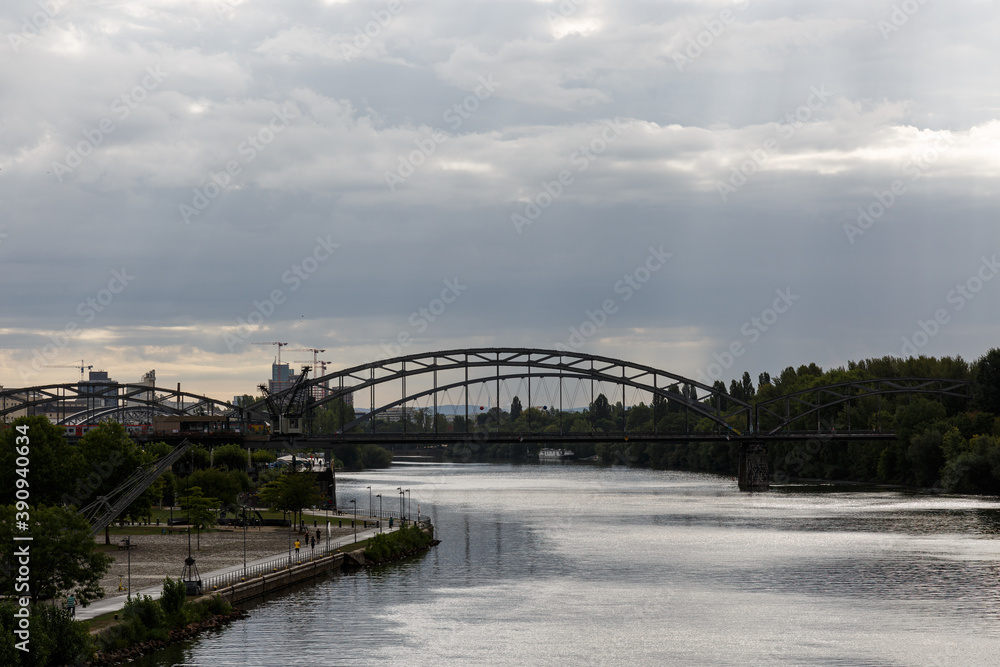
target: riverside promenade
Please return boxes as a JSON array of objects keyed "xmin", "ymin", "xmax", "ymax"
[{"xmin": 77, "ymin": 524, "xmax": 394, "ymax": 621}]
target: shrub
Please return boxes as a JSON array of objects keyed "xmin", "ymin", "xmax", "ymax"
[
  {"xmin": 124, "ymin": 594, "xmax": 165, "ymax": 630},
  {"xmin": 147, "ymin": 627, "xmax": 170, "ymax": 643},
  {"xmin": 159, "ymin": 577, "xmax": 187, "ymax": 618},
  {"xmin": 0, "ymin": 600, "xmax": 93, "ymax": 666},
  {"xmin": 206, "ymin": 595, "xmax": 232, "ymax": 616}
]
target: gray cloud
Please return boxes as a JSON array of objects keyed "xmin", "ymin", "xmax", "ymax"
[{"xmin": 2, "ymin": 0, "xmax": 998, "ymax": 399}]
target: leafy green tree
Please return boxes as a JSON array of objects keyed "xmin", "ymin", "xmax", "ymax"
[
  {"xmin": 592, "ymin": 394, "xmax": 612, "ymax": 422},
  {"xmin": 178, "ymin": 486, "xmax": 219, "ymax": 550},
  {"xmin": 0, "ymin": 505, "xmax": 112, "ymax": 604},
  {"xmin": 626, "ymin": 402, "xmax": 652, "ymax": 432},
  {"xmin": 251, "ymin": 449, "xmax": 277, "ymax": 475},
  {"xmin": 211, "ymin": 444, "xmax": 248, "ymax": 471},
  {"xmin": 973, "ymin": 348, "xmax": 1000, "ymax": 414},
  {"xmin": 360, "ymin": 444, "xmax": 393, "ymax": 469},
  {"xmin": 510, "ymin": 396, "xmax": 523, "ymax": 422},
  {"xmin": 184, "ymin": 468, "xmax": 241, "ymax": 506},
  {"xmin": 312, "ymin": 398, "xmax": 357, "ymax": 434},
  {"xmin": 258, "ymin": 472, "xmax": 321, "ymax": 527},
  {"xmin": 0, "ymin": 416, "xmax": 85, "ymax": 507},
  {"xmin": 1, "ymin": 599, "xmax": 94, "ymax": 665}
]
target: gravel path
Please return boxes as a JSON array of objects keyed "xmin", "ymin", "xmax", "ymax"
[{"xmin": 96, "ymin": 517, "xmax": 363, "ymax": 599}]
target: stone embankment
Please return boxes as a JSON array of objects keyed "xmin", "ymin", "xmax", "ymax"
[{"xmin": 88, "ymin": 609, "xmax": 249, "ymax": 666}]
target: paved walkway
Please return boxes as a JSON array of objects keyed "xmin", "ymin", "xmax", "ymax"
[{"xmin": 75, "ymin": 525, "xmax": 393, "ymax": 621}]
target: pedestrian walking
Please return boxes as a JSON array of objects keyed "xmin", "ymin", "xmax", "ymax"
[
  {"xmin": 66, "ymin": 594, "xmax": 76, "ymax": 618},
  {"xmin": 311, "ymin": 536, "xmax": 315, "ymax": 551},
  {"xmin": 294, "ymin": 539, "xmax": 300, "ymax": 556}
]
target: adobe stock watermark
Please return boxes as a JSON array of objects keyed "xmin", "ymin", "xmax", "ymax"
[
  {"xmin": 716, "ymin": 85, "xmax": 832, "ymax": 202},
  {"xmin": 7, "ymin": 0, "xmax": 67, "ymax": 54},
  {"xmin": 339, "ymin": 0, "xmax": 406, "ymax": 62},
  {"xmin": 899, "ymin": 254, "xmax": 998, "ymax": 356},
  {"xmin": 693, "ymin": 287, "xmax": 799, "ymax": 386},
  {"xmin": 179, "ymin": 103, "xmax": 298, "ymax": 225},
  {"xmin": 373, "ymin": 277, "xmax": 468, "ymax": 361},
  {"xmin": 843, "ymin": 132, "xmax": 953, "ymax": 244},
  {"xmin": 223, "ymin": 236, "xmax": 340, "ymax": 352},
  {"xmin": 51, "ymin": 65, "xmax": 168, "ymax": 182},
  {"xmin": 213, "ymin": 0, "xmax": 243, "ymax": 21},
  {"xmin": 545, "ymin": 0, "xmax": 585, "ymax": 30},
  {"xmin": 511, "ymin": 118, "xmax": 627, "ymax": 234},
  {"xmin": 384, "ymin": 75, "xmax": 501, "ymax": 192},
  {"xmin": 17, "ymin": 268, "xmax": 135, "ymax": 381},
  {"xmin": 672, "ymin": 0, "xmax": 751, "ymax": 72},
  {"xmin": 877, "ymin": 0, "xmax": 931, "ymax": 41},
  {"xmin": 555, "ymin": 245, "xmax": 672, "ymax": 352}
]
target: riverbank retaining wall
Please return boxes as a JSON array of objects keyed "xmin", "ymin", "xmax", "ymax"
[{"xmin": 205, "ymin": 553, "xmax": 346, "ymax": 606}]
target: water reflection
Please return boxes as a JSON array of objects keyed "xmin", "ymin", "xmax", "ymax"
[{"xmin": 136, "ymin": 465, "xmax": 1000, "ymax": 666}]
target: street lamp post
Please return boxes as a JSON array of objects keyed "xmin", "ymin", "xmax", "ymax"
[
  {"xmin": 331, "ymin": 464, "xmax": 337, "ymax": 512},
  {"xmin": 405, "ymin": 489, "xmax": 410, "ymax": 523},
  {"xmin": 397, "ymin": 487, "xmax": 403, "ymax": 525},
  {"xmin": 367, "ymin": 485, "xmax": 372, "ymax": 520},
  {"xmin": 349, "ymin": 499, "xmax": 357, "ymax": 543},
  {"xmin": 376, "ymin": 494, "xmax": 382, "ymax": 533},
  {"xmin": 286, "ymin": 510, "xmax": 291, "ymax": 566},
  {"xmin": 242, "ymin": 505, "xmax": 247, "ymax": 577},
  {"xmin": 326, "ymin": 483, "xmax": 332, "ymax": 552},
  {"xmin": 126, "ymin": 536, "xmax": 131, "ymax": 601}
]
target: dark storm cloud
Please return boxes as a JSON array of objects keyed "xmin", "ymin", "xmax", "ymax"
[{"xmin": 1, "ymin": 0, "xmax": 998, "ymax": 397}]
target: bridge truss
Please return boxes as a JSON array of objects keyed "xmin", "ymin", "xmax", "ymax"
[
  {"xmin": 251, "ymin": 348, "xmax": 972, "ymax": 439},
  {"xmin": 0, "ymin": 382, "xmax": 251, "ymax": 425},
  {"xmin": 246, "ymin": 348, "xmax": 756, "ymax": 436}
]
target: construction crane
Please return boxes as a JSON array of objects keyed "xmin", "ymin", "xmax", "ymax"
[
  {"xmin": 292, "ymin": 359, "xmax": 331, "ymax": 398},
  {"xmin": 251, "ymin": 342, "xmax": 288, "ymax": 366},
  {"xmin": 44, "ymin": 360, "xmax": 93, "ymax": 382},
  {"xmin": 287, "ymin": 348, "xmax": 326, "ymax": 374}
]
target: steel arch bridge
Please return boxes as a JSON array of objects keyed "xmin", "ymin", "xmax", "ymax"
[
  {"xmin": 245, "ymin": 347, "xmax": 754, "ymax": 435},
  {"xmin": 0, "ymin": 382, "xmax": 247, "ymax": 425},
  {"xmin": 248, "ymin": 347, "xmax": 973, "ymax": 438},
  {"xmin": 1, "ymin": 350, "xmax": 972, "ymax": 438},
  {"xmin": 0, "ymin": 347, "xmax": 974, "ymax": 506}
]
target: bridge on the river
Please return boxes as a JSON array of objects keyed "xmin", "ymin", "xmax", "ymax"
[{"xmin": 1, "ymin": 348, "xmax": 973, "ymax": 495}]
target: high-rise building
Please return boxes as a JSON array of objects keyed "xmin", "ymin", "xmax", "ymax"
[
  {"xmin": 268, "ymin": 363, "xmax": 298, "ymax": 394},
  {"xmin": 79, "ymin": 370, "xmax": 117, "ymax": 408}
]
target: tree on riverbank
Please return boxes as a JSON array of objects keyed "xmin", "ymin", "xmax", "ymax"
[
  {"xmin": 259, "ymin": 471, "xmax": 321, "ymax": 527},
  {"xmin": 0, "ymin": 505, "xmax": 112, "ymax": 604}
]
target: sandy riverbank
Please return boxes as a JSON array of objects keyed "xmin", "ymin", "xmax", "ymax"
[{"xmin": 95, "ymin": 519, "xmax": 365, "ymax": 599}]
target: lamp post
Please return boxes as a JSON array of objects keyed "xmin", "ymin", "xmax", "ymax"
[
  {"xmin": 405, "ymin": 489, "xmax": 410, "ymax": 522},
  {"xmin": 397, "ymin": 487, "xmax": 403, "ymax": 525},
  {"xmin": 126, "ymin": 536, "xmax": 131, "ymax": 601},
  {"xmin": 349, "ymin": 499, "xmax": 357, "ymax": 543},
  {"xmin": 376, "ymin": 494, "xmax": 382, "ymax": 533},
  {"xmin": 286, "ymin": 510, "xmax": 291, "ymax": 566},
  {"xmin": 367, "ymin": 485, "xmax": 372, "ymax": 520},
  {"xmin": 326, "ymin": 483, "xmax": 332, "ymax": 552},
  {"xmin": 331, "ymin": 464, "xmax": 337, "ymax": 512},
  {"xmin": 242, "ymin": 505, "xmax": 247, "ymax": 577}
]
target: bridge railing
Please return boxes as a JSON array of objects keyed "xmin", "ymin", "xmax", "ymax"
[{"xmin": 201, "ymin": 524, "xmax": 404, "ymax": 591}]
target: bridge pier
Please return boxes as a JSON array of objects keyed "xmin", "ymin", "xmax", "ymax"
[{"xmin": 738, "ymin": 441, "xmax": 769, "ymax": 492}]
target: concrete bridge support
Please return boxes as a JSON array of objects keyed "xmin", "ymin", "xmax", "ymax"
[{"xmin": 738, "ymin": 441, "xmax": 769, "ymax": 492}]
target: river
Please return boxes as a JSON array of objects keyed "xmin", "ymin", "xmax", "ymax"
[{"xmin": 136, "ymin": 463, "xmax": 1000, "ymax": 666}]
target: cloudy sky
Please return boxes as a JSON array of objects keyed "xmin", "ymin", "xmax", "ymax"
[{"xmin": 1, "ymin": 0, "xmax": 998, "ymax": 403}]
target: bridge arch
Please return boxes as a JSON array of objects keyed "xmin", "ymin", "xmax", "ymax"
[
  {"xmin": 248, "ymin": 348, "xmax": 755, "ymax": 434},
  {"xmin": 0, "ymin": 382, "xmax": 245, "ymax": 424}
]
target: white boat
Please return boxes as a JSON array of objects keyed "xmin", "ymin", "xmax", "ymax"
[{"xmin": 538, "ymin": 448, "xmax": 575, "ymax": 461}]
